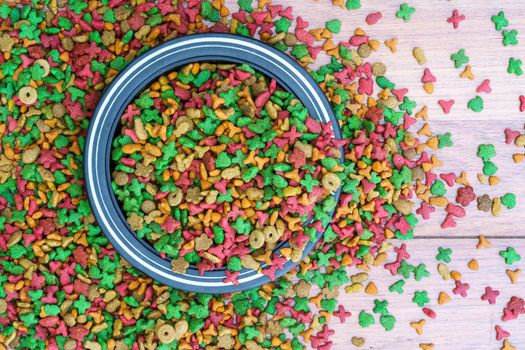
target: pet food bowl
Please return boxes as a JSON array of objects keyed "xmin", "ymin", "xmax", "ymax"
[{"xmin": 84, "ymin": 33, "xmax": 342, "ymax": 293}]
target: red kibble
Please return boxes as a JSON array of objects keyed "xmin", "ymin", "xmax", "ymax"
[{"xmin": 365, "ymin": 11, "xmax": 382, "ymax": 25}]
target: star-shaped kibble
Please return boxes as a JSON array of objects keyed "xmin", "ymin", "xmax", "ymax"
[
  {"xmin": 396, "ymin": 3, "xmax": 416, "ymax": 22},
  {"xmin": 452, "ymin": 280, "xmax": 470, "ymax": 297},
  {"xmin": 447, "ymin": 9, "xmax": 465, "ymax": 29},
  {"xmin": 491, "ymin": 11, "xmax": 509, "ymax": 31},
  {"xmin": 436, "ymin": 247, "xmax": 453, "ymax": 263},
  {"xmin": 333, "ymin": 305, "xmax": 352, "ymax": 323},
  {"xmin": 73, "ymin": 295, "xmax": 92, "ymax": 314},
  {"xmin": 503, "ymin": 29, "xmax": 518, "ymax": 46},
  {"xmin": 451, "ymin": 49, "xmax": 469, "ymax": 68},
  {"xmin": 397, "ymin": 260, "xmax": 415, "ymax": 279},
  {"xmin": 373, "ymin": 299, "xmax": 390, "ymax": 315},
  {"xmin": 481, "ymin": 286, "xmax": 500, "ymax": 304},
  {"xmin": 413, "ymin": 264, "xmax": 430, "ymax": 281},
  {"xmin": 500, "ymin": 247, "xmax": 522, "ymax": 265},
  {"xmin": 508, "ymin": 57, "xmax": 523, "ymax": 76},
  {"xmin": 412, "ymin": 291, "xmax": 430, "ymax": 307},
  {"xmin": 194, "ymin": 234, "xmax": 213, "ymax": 251},
  {"xmin": 399, "ymin": 96, "xmax": 417, "ymax": 115}
]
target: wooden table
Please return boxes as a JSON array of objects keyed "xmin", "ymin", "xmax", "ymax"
[{"xmin": 230, "ymin": 0, "xmax": 525, "ymax": 348}]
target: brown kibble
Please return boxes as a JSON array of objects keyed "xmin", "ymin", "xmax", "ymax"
[
  {"xmin": 173, "ymin": 319, "xmax": 188, "ymax": 339},
  {"xmin": 267, "ymin": 320, "xmax": 284, "ymax": 337},
  {"xmin": 411, "ymin": 166, "xmax": 425, "ymax": 182},
  {"xmin": 351, "ymin": 336, "xmax": 365, "ymax": 347},
  {"xmin": 0, "ymin": 299, "xmax": 7, "ymax": 314},
  {"xmin": 84, "ymin": 341, "xmax": 102, "ymax": 350},
  {"xmin": 22, "ymin": 145, "xmax": 41, "ymax": 164},
  {"xmin": 478, "ymin": 173, "xmax": 487, "ymax": 184},
  {"xmin": 321, "ymin": 172, "xmax": 341, "ymax": 192},
  {"xmin": 282, "ymin": 186, "xmax": 302, "ymax": 197},
  {"xmin": 438, "ymin": 291, "xmax": 451, "ymax": 304},
  {"xmin": 345, "ymin": 283, "xmax": 364, "ymax": 293},
  {"xmin": 113, "ymin": 172, "xmax": 128, "ymax": 186},
  {"xmin": 264, "ymin": 101, "xmax": 278, "ymax": 119},
  {"xmin": 37, "ymin": 166, "xmax": 55, "ymax": 182},
  {"xmin": 170, "ymin": 256, "xmax": 189, "ymax": 274},
  {"xmin": 194, "ymin": 234, "xmax": 213, "ymax": 251},
  {"xmin": 52, "ymin": 103, "xmax": 67, "ymax": 118},
  {"xmin": 157, "ymin": 324, "xmax": 177, "ymax": 344},
  {"xmin": 437, "ymin": 263, "xmax": 451, "ymax": 280},
  {"xmin": 477, "ymin": 194, "xmax": 492, "ymax": 212},
  {"xmin": 371, "ymin": 62, "xmax": 387, "ymax": 76},
  {"xmin": 144, "ymin": 143, "xmax": 162, "ymax": 157},
  {"xmin": 0, "ymin": 32, "xmax": 15, "ymax": 52},
  {"xmin": 357, "ymin": 43, "xmax": 372, "ymax": 58},
  {"xmin": 514, "ymin": 134, "xmax": 525, "ymax": 146},
  {"xmin": 127, "ymin": 212, "xmax": 144, "ymax": 231},
  {"xmin": 217, "ymin": 334, "xmax": 235, "ymax": 349},
  {"xmin": 101, "ymin": 30, "xmax": 116, "ymax": 47},
  {"xmin": 294, "ymin": 279, "xmax": 311, "ymax": 298},
  {"xmin": 290, "ymin": 249, "xmax": 303, "ymax": 262},
  {"xmin": 350, "ymin": 272, "xmax": 369, "ymax": 283},
  {"xmin": 283, "ymin": 33, "xmax": 297, "ymax": 46},
  {"xmin": 63, "ymin": 340, "xmax": 77, "ymax": 350},
  {"xmin": 221, "ymin": 166, "xmax": 240, "ymax": 180},
  {"xmin": 294, "ymin": 141, "xmax": 313, "ymax": 158},
  {"xmin": 241, "ymin": 254, "xmax": 260, "ymax": 270},
  {"xmin": 135, "ymin": 163, "xmax": 152, "ymax": 178},
  {"xmin": 134, "ymin": 118, "xmax": 148, "ymax": 141},
  {"xmin": 7, "ymin": 231, "xmax": 22, "ymax": 248},
  {"xmin": 263, "ymin": 226, "xmax": 279, "ymax": 243},
  {"xmin": 249, "ymin": 229, "xmax": 265, "ymax": 249},
  {"xmin": 167, "ymin": 188, "xmax": 183, "ymax": 206},
  {"xmin": 410, "ymin": 319, "xmax": 426, "ymax": 335},
  {"xmin": 174, "ymin": 116, "xmax": 193, "ymax": 137},
  {"xmin": 185, "ymin": 187, "xmax": 203, "ymax": 204},
  {"xmin": 19, "ymin": 86, "xmax": 38, "ymax": 105},
  {"xmin": 506, "ymin": 269, "xmax": 521, "ymax": 284},
  {"xmin": 245, "ymin": 187, "xmax": 264, "ymax": 201},
  {"xmin": 364, "ymin": 281, "xmax": 378, "ymax": 294},
  {"xmin": 381, "ymin": 95, "xmax": 399, "ymax": 109},
  {"xmin": 393, "ymin": 199, "xmax": 414, "ymax": 215},
  {"xmin": 34, "ymin": 59, "xmax": 50, "ymax": 77},
  {"xmin": 467, "ymin": 259, "xmax": 479, "ymax": 270},
  {"xmin": 412, "ymin": 47, "xmax": 427, "ymax": 65},
  {"xmin": 492, "ymin": 197, "xmax": 502, "ymax": 216}
]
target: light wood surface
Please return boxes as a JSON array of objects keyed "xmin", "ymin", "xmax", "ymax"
[{"xmin": 227, "ymin": 0, "xmax": 525, "ymax": 349}]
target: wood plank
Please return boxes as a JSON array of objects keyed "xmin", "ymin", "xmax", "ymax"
[{"xmin": 327, "ymin": 239, "xmax": 525, "ymax": 350}]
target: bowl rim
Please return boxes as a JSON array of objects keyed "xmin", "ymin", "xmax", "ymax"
[{"xmin": 84, "ymin": 33, "xmax": 342, "ymax": 294}]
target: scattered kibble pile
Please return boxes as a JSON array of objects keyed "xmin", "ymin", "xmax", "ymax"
[
  {"xmin": 111, "ymin": 62, "xmax": 341, "ymax": 275},
  {"xmin": 0, "ymin": 1, "xmax": 523, "ymax": 350}
]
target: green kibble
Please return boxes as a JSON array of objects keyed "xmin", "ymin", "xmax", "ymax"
[
  {"xmin": 326, "ymin": 19, "xmax": 341, "ymax": 33},
  {"xmin": 482, "ymin": 161, "xmax": 498, "ymax": 176}
]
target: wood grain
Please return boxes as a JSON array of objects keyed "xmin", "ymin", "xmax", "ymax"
[{"xmin": 224, "ymin": 0, "xmax": 525, "ymax": 348}]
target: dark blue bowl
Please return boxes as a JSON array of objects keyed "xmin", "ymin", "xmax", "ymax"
[{"xmin": 84, "ymin": 33, "xmax": 342, "ymax": 294}]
